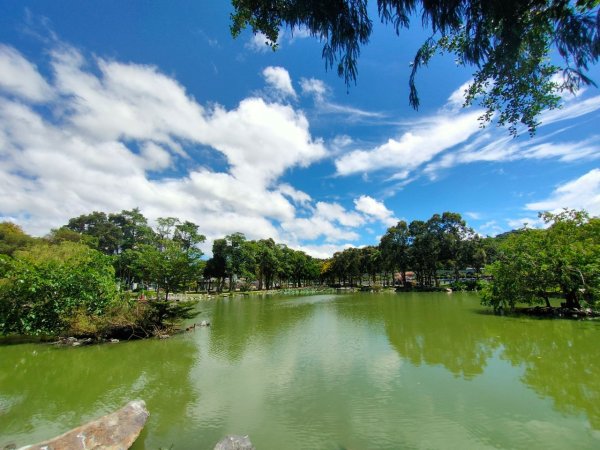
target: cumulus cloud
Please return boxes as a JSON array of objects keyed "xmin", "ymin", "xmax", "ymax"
[
  {"xmin": 0, "ymin": 44, "xmax": 334, "ymax": 249},
  {"xmin": 277, "ymin": 183, "xmax": 311, "ymax": 205},
  {"xmin": 294, "ymin": 242, "xmax": 354, "ymax": 259},
  {"xmin": 263, "ymin": 66, "xmax": 297, "ymax": 99},
  {"xmin": 315, "ymin": 201, "xmax": 365, "ymax": 227},
  {"xmin": 354, "ymin": 196, "xmax": 398, "ymax": 226}
]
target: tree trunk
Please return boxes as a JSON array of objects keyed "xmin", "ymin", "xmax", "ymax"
[{"xmin": 564, "ymin": 291, "xmax": 581, "ymax": 309}]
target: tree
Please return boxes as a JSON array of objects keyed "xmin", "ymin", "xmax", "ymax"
[
  {"xmin": 380, "ymin": 221, "xmax": 411, "ymax": 285},
  {"xmin": 359, "ymin": 246, "xmax": 381, "ymax": 285},
  {"xmin": 253, "ymin": 238, "xmax": 281, "ymax": 290},
  {"xmin": 66, "ymin": 211, "xmax": 122, "ymax": 254},
  {"xmin": 131, "ymin": 217, "xmax": 204, "ymax": 300},
  {"xmin": 205, "ymin": 233, "xmax": 255, "ymax": 291},
  {"xmin": 108, "ymin": 208, "xmax": 154, "ymax": 251},
  {"xmin": 408, "ymin": 219, "xmax": 440, "ymax": 287},
  {"xmin": 436, "ymin": 212, "xmax": 474, "ymax": 282},
  {"xmin": 231, "ymin": 0, "xmax": 599, "ymax": 135},
  {"xmin": 482, "ymin": 209, "xmax": 600, "ymax": 311},
  {"xmin": 0, "ymin": 222, "xmax": 36, "ymax": 256}
]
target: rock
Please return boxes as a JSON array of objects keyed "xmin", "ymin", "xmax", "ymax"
[
  {"xmin": 445, "ymin": 288, "xmax": 452, "ymax": 293},
  {"xmin": 200, "ymin": 320, "xmax": 211, "ymax": 327},
  {"xmin": 158, "ymin": 334, "xmax": 170, "ymax": 339},
  {"xmin": 19, "ymin": 399, "xmax": 149, "ymax": 450},
  {"xmin": 110, "ymin": 338, "xmax": 120, "ymax": 343},
  {"xmin": 213, "ymin": 435, "xmax": 255, "ymax": 450},
  {"xmin": 55, "ymin": 337, "xmax": 95, "ymax": 347}
]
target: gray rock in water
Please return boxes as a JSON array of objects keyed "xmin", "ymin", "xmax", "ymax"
[
  {"xmin": 213, "ymin": 435, "xmax": 255, "ymax": 450},
  {"xmin": 18, "ymin": 399, "xmax": 149, "ymax": 450}
]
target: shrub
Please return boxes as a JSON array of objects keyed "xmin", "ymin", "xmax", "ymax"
[{"xmin": 0, "ymin": 242, "xmax": 117, "ymax": 335}]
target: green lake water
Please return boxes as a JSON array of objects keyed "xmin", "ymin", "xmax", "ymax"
[{"xmin": 2, "ymin": 292, "xmax": 600, "ymax": 449}]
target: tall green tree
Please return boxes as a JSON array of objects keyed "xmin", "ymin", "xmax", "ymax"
[
  {"xmin": 135, "ymin": 240, "xmax": 203, "ymax": 301},
  {"xmin": 108, "ymin": 208, "xmax": 154, "ymax": 251},
  {"xmin": 132, "ymin": 216, "xmax": 204, "ymax": 299},
  {"xmin": 205, "ymin": 233, "xmax": 254, "ymax": 291},
  {"xmin": 253, "ymin": 238, "xmax": 281, "ymax": 290},
  {"xmin": 66, "ymin": 211, "xmax": 122, "ymax": 255},
  {"xmin": 380, "ymin": 221, "xmax": 411, "ymax": 285},
  {"xmin": 231, "ymin": 0, "xmax": 599, "ymax": 135},
  {"xmin": 408, "ymin": 219, "xmax": 440, "ymax": 287}
]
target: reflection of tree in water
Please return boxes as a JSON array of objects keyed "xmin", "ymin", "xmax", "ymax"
[
  {"xmin": 499, "ymin": 319, "xmax": 600, "ymax": 429},
  {"xmin": 340, "ymin": 293, "xmax": 600, "ymax": 430},
  {"xmin": 208, "ymin": 295, "xmax": 312, "ymax": 362},
  {"xmin": 0, "ymin": 337, "xmax": 198, "ymax": 447},
  {"xmin": 337, "ymin": 293, "xmax": 500, "ymax": 379}
]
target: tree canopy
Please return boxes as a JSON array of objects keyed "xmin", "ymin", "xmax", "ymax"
[
  {"xmin": 231, "ymin": 0, "xmax": 600, "ymax": 135},
  {"xmin": 482, "ymin": 209, "xmax": 600, "ymax": 310}
]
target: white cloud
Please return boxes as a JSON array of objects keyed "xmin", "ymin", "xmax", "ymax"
[
  {"xmin": 300, "ymin": 77, "xmax": 384, "ymax": 120},
  {"xmin": 294, "ymin": 242, "xmax": 354, "ymax": 259},
  {"xmin": 0, "ymin": 44, "xmax": 331, "ymax": 249},
  {"xmin": 280, "ymin": 216, "xmax": 359, "ymax": 242},
  {"xmin": 464, "ymin": 211, "xmax": 482, "ymax": 220},
  {"xmin": 330, "ymin": 77, "xmax": 600, "ymax": 184},
  {"xmin": 353, "ymin": 196, "xmax": 398, "ymax": 226},
  {"xmin": 540, "ymin": 95, "xmax": 600, "ymax": 126},
  {"xmin": 525, "ymin": 168, "xmax": 600, "ymax": 216},
  {"xmin": 277, "ymin": 183, "xmax": 311, "ymax": 205},
  {"xmin": 246, "ymin": 32, "xmax": 278, "ymax": 53},
  {"xmin": 140, "ymin": 142, "xmax": 172, "ymax": 171},
  {"xmin": 262, "ymin": 66, "xmax": 297, "ymax": 99},
  {"xmin": 315, "ymin": 201, "xmax": 365, "ymax": 227},
  {"xmin": 476, "ymin": 220, "xmax": 505, "ymax": 236},
  {"xmin": 0, "ymin": 45, "xmax": 53, "ymax": 102},
  {"xmin": 446, "ymin": 79, "xmax": 472, "ymax": 111},
  {"xmin": 506, "ymin": 216, "xmax": 545, "ymax": 229},
  {"xmin": 300, "ymin": 77, "xmax": 328, "ymax": 102},
  {"xmin": 335, "ymin": 111, "xmax": 482, "ymax": 176},
  {"xmin": 287, "ymin": 26, "xmax": 312, "ymax": 43}
]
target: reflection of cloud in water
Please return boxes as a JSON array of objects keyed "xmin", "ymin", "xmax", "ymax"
[
  {"xmin": 367, "ymin": 352, "xmax": 403, "ymax": 388},
  {"xmin": 276, "ymin": 294, "xmax": 339, "ymax": 308}
]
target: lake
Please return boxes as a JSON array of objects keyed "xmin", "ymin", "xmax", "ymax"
[{"xmin": 1, "ymin": 292, "xmax": 600, "ymax": 449}]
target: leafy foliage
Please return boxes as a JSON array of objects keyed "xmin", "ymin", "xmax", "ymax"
[
  {"xmin": 0, "ymin": 242, "xmax": 117, "ymax": 335},
  {"xmin": 482, "ymin": 209, "xmax": 600, "ymax": 310},
  {"xmin": 231, "ymin": 0, "xmax": 599, "ymax": 135},
  {"xmin": 0, "ymin": 222, "xmax": 36, "ymax": 256}
]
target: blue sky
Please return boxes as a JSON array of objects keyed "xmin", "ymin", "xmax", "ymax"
[{"xmin": 0, "ymin": 1, "xmax": 599, "ymax": 257}]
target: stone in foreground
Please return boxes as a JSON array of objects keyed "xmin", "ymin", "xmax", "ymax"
[
  {"xmin": 19, "ymin": 400, "xmax": 149, "ymax": 450},
  {"xmin": 214, "ymin": 435, "xmax": 255, "ymax": 450}
]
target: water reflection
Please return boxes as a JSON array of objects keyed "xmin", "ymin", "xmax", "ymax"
[
  {"xmin": 499, "ymin": 318, "xmax": 600, "ymax": 429},
  {"xmin": 0, "ymin": 337, "xmax": 198, "ymax": 448},
  {"xmin": 2, "ymin": 293, "xmax": 600, "ymax": 449},
  {"xmin": 338, "ymin": 292, "xmax": 600, "ymax": 430},
  {"xmin": 208, "ymin": 295, "xmax": 314, "ymax": 362}
]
